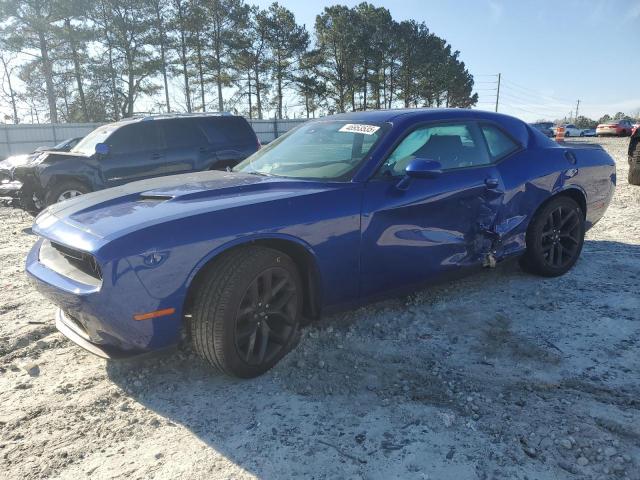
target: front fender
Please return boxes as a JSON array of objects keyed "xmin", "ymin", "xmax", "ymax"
[
  {"xmin": 184, "ymin": 232, "xmax": 321, "ymax": 289},
  {"xmin": 38, "ymin": 159, "xmax": 101, "ymax": 191}
]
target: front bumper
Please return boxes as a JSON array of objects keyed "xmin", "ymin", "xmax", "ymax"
[
  {"xmin": 56, "ymin": 309, "xmax": 136, "ymax": 359},
  {"xmin": 0, "ymin": 180, "xmax": 23, "ymax": 206},
  {"xmin": 26, "ymin": 238, "xmax": 182, "ymax": 357},
  {"xmin": 0, "ymin": 168, "xmax": 41, "ymax": 211}
]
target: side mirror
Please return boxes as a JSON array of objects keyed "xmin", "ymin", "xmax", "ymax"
[
  {"xmin": 396, "ymin": 158, "xmax": 442, "ymax": 190},
  {"xmin": 95, "ymin": 143, "xmax": 110, "ymax": 156},
  {"xmin": 405, "ymin": 158, "xmax": 442, "ymax": 179}
]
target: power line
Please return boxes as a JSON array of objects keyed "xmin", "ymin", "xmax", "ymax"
[
  {"xmin": 500, "ymin": 79, "xmax": 575, "ymax": 105},
  {"xmin": 495, "ymin": 73, "xmax": 501, "ymax": 112},
  {"xmin": 500, "ymin": 103, "xmax": 562, "ymax": 119},
  {"xmin": 498, "ymin": 93, "xmax": 570, "ymax": 113},
  {"xmin": 499, "ymin": 87, "xmax": 573, "ymax": 108}
]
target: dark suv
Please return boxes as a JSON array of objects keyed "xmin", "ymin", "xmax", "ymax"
[
  {"xmin": 0, "ymin": 113, "xmax": 259, "ymax": 212},
  {"xmin": 530, "ymin": 122, "xmax": 554, "ymax": 138}
]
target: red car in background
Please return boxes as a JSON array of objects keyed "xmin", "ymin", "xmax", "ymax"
[{"xmin": 596, "ymin": 119, "xmax": 634, "ymax": 136}]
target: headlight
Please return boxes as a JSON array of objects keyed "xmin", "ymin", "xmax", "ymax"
[
  {"xmin": 35, "ymin": 209, "xmax": 57, "ymax": 229},
  {"xmin": 25, "ymin": 153, "xmax": 48, "ymax": 167}
]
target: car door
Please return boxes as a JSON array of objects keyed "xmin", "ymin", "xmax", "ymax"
[
  {"xmin": 159, "ymin": 118, "xmax": 213, "ymax": 174},
  {"xmin": 100, "ymin": 122, "xmax": 166, "ymax": 186},
  {"xmin": 360, "ymin": 121, "xmax": 505, "ymax": 299}
]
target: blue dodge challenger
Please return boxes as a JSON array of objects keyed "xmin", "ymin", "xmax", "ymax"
[{"xmin": 26, "ymin": 109, "xmax": 616, "ymax": 377}]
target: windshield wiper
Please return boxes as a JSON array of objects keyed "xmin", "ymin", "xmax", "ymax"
[{"xmin": 246, "ymin": 170, "xmax": 272, "ymax": 177}]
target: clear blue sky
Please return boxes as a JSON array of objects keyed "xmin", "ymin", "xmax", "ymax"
[{"xmin": 254, "ymin": 0, "xmax": 640, "ymax": 121}]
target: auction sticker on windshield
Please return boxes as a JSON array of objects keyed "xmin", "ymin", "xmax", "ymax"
[{"xmin": 338, "ymin": 124, "xmax": 381, "ymax": 135}]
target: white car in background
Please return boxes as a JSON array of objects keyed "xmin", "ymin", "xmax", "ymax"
[{"xmin": 555, "ymin": 124, "xmax": 584, "ymax": 137}]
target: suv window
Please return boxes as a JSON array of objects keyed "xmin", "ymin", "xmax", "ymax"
[
  {"xmin": 381, "ymin": 122, "xmax": 490, "ymax": 176},
  {"xmin": 197, "ymin": 117, "xmax": 255, "ymax": 146},
  {"xmin": 160, "ymin": 119, "xmax": 207, "ymax": 148},
  {"xmin": 109, "ymin": 122, "xmax": 163, "ymax": 154},
  {"xmin": 481, "ymin": 125, "xmax": 519, "ymax": 160}
]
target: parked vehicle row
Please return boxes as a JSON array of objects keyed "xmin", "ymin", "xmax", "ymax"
[
  {"xmin": 24, "ymin": 109, "xmax": 616, "ymax": 377},
  {"xmin": 0, "ymin": 113, "xmax": 259, "ymax": 213},
  {"xmin": 529, "ymin": 122, "xmax": 554, "ymax": 137},
  {"xmin": 530, "ymin": 119, "xmax": 636, "ymax": 139}
]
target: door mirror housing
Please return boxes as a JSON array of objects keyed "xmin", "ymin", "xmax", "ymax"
[
  {"xmin": 395, "ymin": 158, "xmax": 443, "ymax": 190},
  {"xmin": 95, "ymin": 143, "xmax": 110, "ymax": 156},
  {"xmin": 405, "ymin": 158, "xmax": 442, "ymax": 179}
]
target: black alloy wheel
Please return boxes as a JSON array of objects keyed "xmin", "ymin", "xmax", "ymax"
[
  {"xmin": 539, "ymin": 205, "xmax": 581, "ymax": 269},
  {"xmin": 520, "ymin": 196, "xmax": 585, "ymax": 277},
  {"xmin": 191, "ymin": 246, "xmax": 302, "ymax": 378},
  {"xmin": 234, "ymin": 267, "xmax": 298, "ymax": 366}
]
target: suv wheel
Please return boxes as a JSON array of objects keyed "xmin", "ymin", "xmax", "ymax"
[
  {"xmin": 629, "ymin": 138, "xmax": 640, "ymax": 186},
  {"xmin": 45, "ymin": 180, "xmax": 90, "ymax": 207},
  {"xmin": 191, "ymin": 246, "xmax": 302, "ymax": 378}
]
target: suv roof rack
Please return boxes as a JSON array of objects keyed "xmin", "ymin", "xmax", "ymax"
[{"xmin": 120, "ymin": 112, "xmax": 235, "ymax": 122}]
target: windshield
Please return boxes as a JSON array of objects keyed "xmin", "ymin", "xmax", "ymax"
[
  {"xmin": 233, "ymin": 120, "xmax": 388, "ymax": 180},
  {"xmin": 52, "ymin": 138, "xmax": 71, "ymax": 150},
  {"xmin": 71, "ymin": 125, "xmax": 119, "ymax": 155}
]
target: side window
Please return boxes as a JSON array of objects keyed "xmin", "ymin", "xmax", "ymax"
[
  {"xmin": 108, "ymin": 123, "xmax": 163, "ymax": 154},
  {"xmin": 380, "ymin": 122, "xmax": 490, "ymax": 176},
  {"xmin": 481, "ymin": 125, "xmax": 519, "ymax": 160},
  {"xmin": 198, "ymin": 117, "xmax": 254, "ymax": 146},
  {"xmin": 160, "ymin": 119, "xmax": 206, "ymax": 148}
]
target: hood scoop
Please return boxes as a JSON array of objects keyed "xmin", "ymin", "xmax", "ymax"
[{"xmin": 138, "ymin": 193, "xmax": 174, "ymax": 202}]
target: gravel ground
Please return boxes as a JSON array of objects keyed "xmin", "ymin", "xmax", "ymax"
[{"xmin": 0, "ymin": 137, "xmax": 638, "ymax": 480}]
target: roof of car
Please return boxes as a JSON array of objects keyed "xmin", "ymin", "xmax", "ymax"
[
  {"xmin": 101, "ymin": 112, "xmax": 241, "ymax": 129},
  {"xmin": 325, "ymin": 108, "xmax": 523, "ymax": 125}
]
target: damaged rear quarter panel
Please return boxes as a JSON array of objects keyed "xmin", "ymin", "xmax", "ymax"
[{"xmin": 494, "ymin": 144, "xmax": 615, "ymax": 258}]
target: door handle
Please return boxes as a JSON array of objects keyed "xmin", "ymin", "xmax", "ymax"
[
  {"xmin": 151, "ymin": 152, "xmax": 163, "ymax": 159},
  {"xmin": 484, "ymin": 177, "xmax": 499, "ymax": 189}
]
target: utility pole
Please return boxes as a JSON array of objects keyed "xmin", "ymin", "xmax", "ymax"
[
  {"xmin": 575, "ymin": 99, "xmax": 580, "ymax": 120},
  {"xmin": 495, "ymin": 73, "xmax": 501, "ymax": 112}
]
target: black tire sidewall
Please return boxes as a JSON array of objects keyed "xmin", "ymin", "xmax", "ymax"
[
  {"xmin": 630, "ymin": 141, "xmax": 640, "ymax": 185},
  {"xmin": 524, "ymin": 196, "xmax": 585, "ymax": 277},
  {"xmin": 629, "ymin": 164, "xmax": 640, "ymax": 185},
  {"xmin": 45, "ymin": 180, "xmax": 90, "ymax": 206},
  {"xmin": 195, "ymin": 248, "xmax": 303, "ymax": 378}
]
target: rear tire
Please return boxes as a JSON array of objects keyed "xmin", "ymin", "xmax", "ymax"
[
  {"xmin": 190, "ymin": 246, "xmax": 302, "ymax": 378},
  {"xmin": 520, "ymin": 196, "xmax": 585, "ymax": 277}
]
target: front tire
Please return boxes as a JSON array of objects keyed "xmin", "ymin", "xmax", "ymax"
[
  {"xmin": 520, "ymin": 196, "xmax": 585, "ymax": 277},
  {"xmin": 191, "ymin": 246, "xmax": 302, "ymax": 378},
  {"xmin": 45, "ymin": 180, "xmax": 90, "ymax": 207}
]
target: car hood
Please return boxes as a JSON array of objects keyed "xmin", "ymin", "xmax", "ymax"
[
  {"xmin": 33, "ymin": 170, "xmax": 342, "ymax": 246},
  {"xmin": 0, "ymin": 153, "xmax": 38, "ymax": 171}
]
